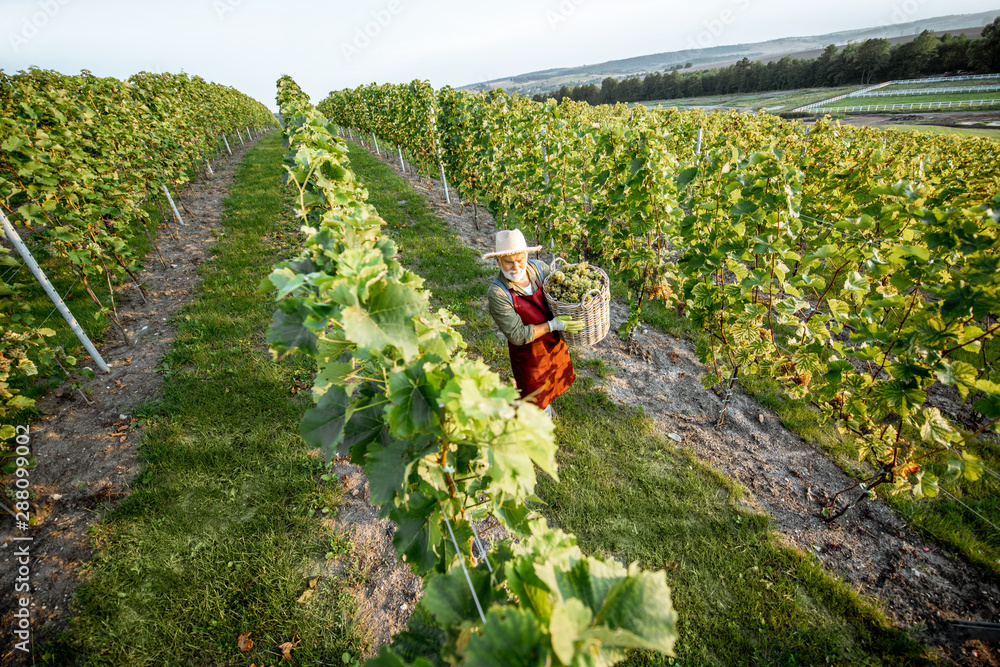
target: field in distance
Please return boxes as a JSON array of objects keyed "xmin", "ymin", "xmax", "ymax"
[
  {"xmin": 638, "ymin": 84, "xmax": 1000, "ymax": 139},
  {"xmin": 638, "ymin": 86, "xmax": 856, "ymax": 112}
]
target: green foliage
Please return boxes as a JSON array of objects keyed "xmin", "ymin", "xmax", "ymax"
[
  {"xmin": 41, "ymin": 132, "xmax": 363, "ymax": 666},
  {"xmin": 270, "ymin": 76, "xmax": 678, "ymax": 667},
  {"xmin": 0, "ymin": 66, "xmax": 278, "ymax": 452},
  {"xmin": 322, "ymin": 82, "xmax": 1000, "ymax": 506}
]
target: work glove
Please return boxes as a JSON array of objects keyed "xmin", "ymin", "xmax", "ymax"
[{"xmin": 549, "ymin": 315, "xmax": 584, "ymax": 333}]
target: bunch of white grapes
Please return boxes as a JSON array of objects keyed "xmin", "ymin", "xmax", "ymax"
[{"xmin": 546, "ymin": 261, "xmax": 605, "ymax": 303}]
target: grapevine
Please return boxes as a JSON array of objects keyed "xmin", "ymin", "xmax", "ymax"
[
  {"xmin": 321, "ymin": 81, "xmax": 1000, "ymax": 507},
  {"xmin": 0, "ymin": 67, "xmax": 277, "ymax": 447},
  {"xmin": 269, "ymin": 75, "xmax": 678, "ymax": 666}
]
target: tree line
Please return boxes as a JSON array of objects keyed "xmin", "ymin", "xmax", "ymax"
[{"xmin": 531, "ymin": 18, "xmax": 1000, "ymax": 105}]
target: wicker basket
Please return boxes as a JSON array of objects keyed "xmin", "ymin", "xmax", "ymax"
[{"xmin": 542, "ymin": 257, "xmax": 611, "ymax": 348}]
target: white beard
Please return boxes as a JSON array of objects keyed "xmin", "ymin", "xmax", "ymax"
[{"xmin": 504, "ymin": 267, "xmax": 526, "ymax": 283}]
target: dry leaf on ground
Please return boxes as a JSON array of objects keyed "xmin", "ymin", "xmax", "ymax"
[
  {"xmin": 296, "ymin": 576, "xmax": 320, "ymax": 604},
  {"xmin": 278, "ymin": 637, "xmax": 300, "ymax": 662}
]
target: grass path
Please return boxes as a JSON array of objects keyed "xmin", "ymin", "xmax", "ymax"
[
  {"xmin": 43, "ymin": 132, "xmax": 363, "ymax": 666},
  {"xmin": 345, "ymin": 144, "xmax": 927, "ymax": 666},
  {"xmin": 39, "ymin": 129, "xmax": 932, "ymax": 666}
]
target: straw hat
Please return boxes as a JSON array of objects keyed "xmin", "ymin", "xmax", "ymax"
[{"xmin": 482, "ymin": 229, "xmax": 542, "ymax": 260}]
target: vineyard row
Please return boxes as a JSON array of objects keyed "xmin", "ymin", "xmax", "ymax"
[
  {"xmin": 267, "ymin": 75, "xmax": 679, "ymax": 667},
  {"xmin": 321, "ymin": 81, "xmax": 999, "ymax": 507},
  {"xmin": 0, "ymin": 68, "xmax": 278, "ymax": 439}
]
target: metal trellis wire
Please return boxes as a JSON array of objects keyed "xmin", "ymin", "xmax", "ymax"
[
  {"xmin": 39, "ymin": 277, "xmax": 79, "ymax": 329},
  {"xmin": 442, "ymin": 510, "xmax": 488, "ymax": 624},
  {"xmin": 939, "ymin": 488, "xmax": 1000, "ymax": 536}
]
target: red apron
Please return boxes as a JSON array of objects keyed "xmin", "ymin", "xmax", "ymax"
[{"xmin": 508, "ymin": 280, "xmax": 575, "ymax": 409}]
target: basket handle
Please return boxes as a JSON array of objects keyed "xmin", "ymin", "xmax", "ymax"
[
  {"xmin": 551, "ymin": 257, "xmax": 568, "ymax": 272},
  {"xmin": 582, "ymin": 288, "xmax": 602, "ymax": 303}
]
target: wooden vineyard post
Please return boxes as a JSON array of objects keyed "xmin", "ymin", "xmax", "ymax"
[{"xmin": 0, "ymin": 210, "xmax": 110, "ymax": 374}]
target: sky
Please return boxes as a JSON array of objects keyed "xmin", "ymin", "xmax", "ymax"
[{"xmin": 2, "ymin": 0, "xmax": 999, "ymax": 110}]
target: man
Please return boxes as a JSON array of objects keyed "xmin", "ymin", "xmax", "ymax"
[{"xmin": 485, "ymin": 229, "xmax": 582, "ymax": 417}]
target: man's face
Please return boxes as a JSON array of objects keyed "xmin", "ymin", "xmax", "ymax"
[{"xmin": 498, "ymin": 253, "xmax": 527, "ymax": 282}]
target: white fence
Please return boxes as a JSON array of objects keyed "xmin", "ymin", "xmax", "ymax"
[
  {"xmin": 850, "ymin": 85, "xmax": 1000, "ymax": 98},
  {"xmin": 793, "ymin": 83, "xmax": 886, "ymax": 111},
  {"xmin": 887, "ymin": 73, "xmax": 1000, "ymax": 85},
  {"xmin": 816, "ymin": 98, "xmax": 1000, "ymax": 113},
  {"xmin": 793, "ymin": 73, "xmax": 1000, "ymax": 112}
]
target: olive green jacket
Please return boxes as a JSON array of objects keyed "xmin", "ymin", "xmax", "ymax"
[{"xmin": 486, "ymin": 260, "xmax": 550, "ymax": 346}]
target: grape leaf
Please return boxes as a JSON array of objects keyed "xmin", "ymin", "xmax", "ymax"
[
  {"xmin": 387, "ymin": 365, "xmax": 438, "ymax": 438},
  {"xmin": 299, "ymin": 385, "xmax": 349, "ymax": 460},
  {"xmin": 364, "ymin": 646, "xmax": 438, "ymax": 667},
  {"xmin": 421, "ymin": 566, "xmax": 501, "ymax": 627},
  {"xmin": 266, "ymin": 303, "xmax": 318, "ymax": 355},
  {"xmin": 549, "ymin": 597, "xmax": 593, "ymax": 665},
  {"xmin": 463, "ymin": 607, "xmax": 548, "ymax": 667},
  {"xmin": 390, "ymin": 492, "xmax": 441, "ymax": 573},
  {"xmin": 340, "ymin": 281, "xmax": 425, "ymax": 361},
  {"xmin": 366, "ymin": 433, "xmax": 428, "ymax": 506},
  {"xmin": 917, "ymin": 407, "xmax": 960, "ymax": 445},
  {"xmin": 842, "ymin": 271, "xmax": 870, "ymax": 293}
]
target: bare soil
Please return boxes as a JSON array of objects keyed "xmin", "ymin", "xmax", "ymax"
[
  {"xmin": 340, "ymin": 139, "xmax": 1000, "ymax": 665},
  {"xmin": 0, "ymin": 136, "xmax": 263, "ymax": 665},
  {"xmin": 318, "ymin": 459, "xmax": 422, "ymax": 650}
]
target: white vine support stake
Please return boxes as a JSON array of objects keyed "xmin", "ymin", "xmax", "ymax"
[
  {"xmin": 246, "ymin": 126, "xmax": 252, "ymax": 141},
  {"xmin": 0, "ymin": 210, "xmax": 110, "ymax": 374},
  {"xmin": 398, "ymin": 145, "xmax": 406, "ymax": 172},
  {"xmin": 695, "ymin": 126, "xmax": 703, "ymax": 156},
  {"xmin": 161, "ymin": 183, "xmax": 187, "ymax": 226},
  {"xmin": 372, "ymin": 133, "xmax": 381, "ymax": 156},
  {"xmin": 205, "ymin": 159, "xmax": 214, "ymax": 176},
  {"xmin": 222, "ymin": 133, "xmax": 233, "ymax": 155},
  {"xmin": 236, "ymin": 128, "xmax": 245, "ymax": 145},
  {"xmin": 542, "ymin": 127, "xmax": 550, "ymax": 185},
  {"xmin": 428, "ymin": 105, "xmax": 451, "ymax": 204}
]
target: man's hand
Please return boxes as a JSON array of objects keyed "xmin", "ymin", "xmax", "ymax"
[{"xmin": 550, "ymin": 315, "xmax": 584, "ymax": 333}]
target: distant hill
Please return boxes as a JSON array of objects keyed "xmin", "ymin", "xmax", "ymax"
[{"xmin": 461, "ymin": 10, "xmax": 1000, "ymax": 96}]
